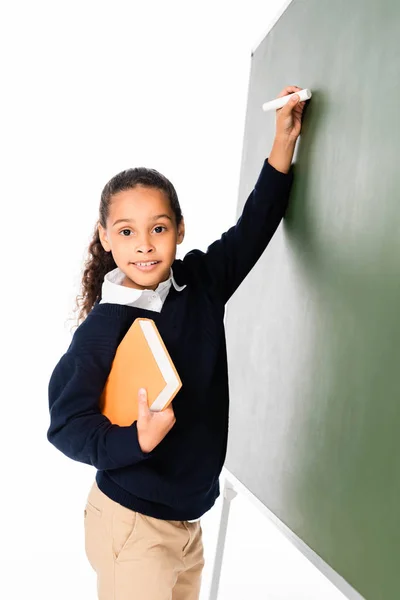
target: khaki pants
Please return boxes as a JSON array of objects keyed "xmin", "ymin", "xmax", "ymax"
[{"xmin": 84, "ymin": 481, "xmax": 205, "ymax": 600}]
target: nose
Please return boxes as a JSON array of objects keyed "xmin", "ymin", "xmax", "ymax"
[{"xmin": 136, "ymin": 233, "xmax": 155, "ymax": 254}]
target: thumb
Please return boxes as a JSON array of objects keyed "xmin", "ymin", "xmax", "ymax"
[
  {"xmin": 137, "ymin": 388, "xmax": 149, "ymax": 418},
  {"xmin": 281, "ymin": 93, "xmax": 299, "ymax": 113}
]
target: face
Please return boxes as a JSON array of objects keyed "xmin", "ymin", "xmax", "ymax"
[{"xmin": 98, "ymin": 185, "xmax": 185, "ymax": 291}]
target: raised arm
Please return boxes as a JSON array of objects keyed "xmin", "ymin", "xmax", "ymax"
[
  {"xmin": 183, "ymin": 86, "xmax": 306, "ymax": 305},
  {"xmin": 184, "ymin": 156, "xmax": 293, "ymax": 305}
]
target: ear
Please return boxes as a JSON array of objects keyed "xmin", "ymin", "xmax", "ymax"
[
  {"xmin": 176, "ymin": 218, "xmax": 185, "ymax": 245},
  {"xmin": 98, "ymin": 224, "xmax": 111, "ymax": 252}
]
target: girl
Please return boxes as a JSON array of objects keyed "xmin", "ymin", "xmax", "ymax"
[{"xmin": 47, "ymin": 85, "xmax": 306, "ymax": 600}]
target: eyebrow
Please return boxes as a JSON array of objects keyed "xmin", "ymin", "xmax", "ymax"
[{"xmin": 112, "ymin": 214, "xmax": 173, "ymax": 227}]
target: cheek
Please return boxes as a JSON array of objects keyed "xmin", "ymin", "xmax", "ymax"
[
  {"xmin": 165, "ymin": 235, "xmax": 179, "ymax": 253},
  {"xmin": 111, "ymin": 234, "xmax": 129, "ymax": 252}
]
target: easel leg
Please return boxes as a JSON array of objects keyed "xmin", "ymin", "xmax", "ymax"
[{"xmin": 208, "ymin": 479, "xmax": 237, "ymax": 600}]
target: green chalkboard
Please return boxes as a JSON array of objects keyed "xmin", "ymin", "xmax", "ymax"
[{"xmin": 224, "ymin": 1, "xmax": 400, "ymax": 598}]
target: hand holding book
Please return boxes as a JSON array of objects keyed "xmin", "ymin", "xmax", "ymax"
[
  {"xmin": 136, "ymin": 388, "xmax": 176, "ymax": 453},
  {"xmin": 100, "ymin": 318, "xmax": 182, "ymax": 426}
]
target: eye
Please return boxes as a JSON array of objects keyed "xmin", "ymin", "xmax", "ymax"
[{"xmin": 119, "ymin": 226, "xmax": 167, "ymax": 237}]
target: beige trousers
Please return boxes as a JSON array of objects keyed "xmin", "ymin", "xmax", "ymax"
[{"xmin": 84, "ymin": 480, "xmax": 205, "ymax": 600}]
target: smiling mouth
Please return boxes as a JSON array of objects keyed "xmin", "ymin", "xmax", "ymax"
[{"xmin": 132, "ymin": 261, "xmax": 160, "ymax": 271}]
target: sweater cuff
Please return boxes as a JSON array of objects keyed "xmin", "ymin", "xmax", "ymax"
[
  {"xmin": 255, "ymin": 157, "xmax": 294, "ymax": 192},
  {"xmin": 108, "ymin": 420, "xmax": 153, "ymax": 467}
]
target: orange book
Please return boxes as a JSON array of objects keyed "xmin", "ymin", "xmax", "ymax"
[{"xmin": 100, "ymin": 318, "xmax": 182, "ymax": 426}]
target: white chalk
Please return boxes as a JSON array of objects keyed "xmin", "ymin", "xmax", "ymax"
[{"xmin": 262, "ymin": 88, "xmax": 312, "ymax": 112}]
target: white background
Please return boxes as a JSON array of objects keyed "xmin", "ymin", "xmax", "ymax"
[{"xmin": 2, "ymin": 1, "xmax": 347, "ymax": 597}]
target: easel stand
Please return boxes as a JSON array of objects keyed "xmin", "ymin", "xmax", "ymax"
[
  {"xmin": 208, "ymin": 478, "xmax": 237, "ymax": 600},
  {"xmin": 207, "ymin": 469, "xmax": 364, "ymax": 600}
]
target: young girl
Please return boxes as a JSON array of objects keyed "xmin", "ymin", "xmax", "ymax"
[{"xmin": 47, "ymin": 85, "xmax": 306, "ymax": 600}]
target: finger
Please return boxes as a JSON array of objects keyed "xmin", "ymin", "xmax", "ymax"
[
  {"xmin": 163, "ymin": 404, "xmax": 175, "ymax": 418},
  {"xmin": 137, "ymin": 388, "xmax": 149, "ymax": 418},
  {"xmin": 276, "ymin": 86, "xmax": 302, "ymax": 99},
  {"xmin": 278, "ymin": 93, "xmax": 300, "ymax": 113},
  {"xmin": 293, "ymin": 100, "xmax": 306, "ymax": 116}
]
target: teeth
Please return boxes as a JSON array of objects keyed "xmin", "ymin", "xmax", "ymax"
[{"xmin": 136, "ymin": 261, "xmax": 158, "ymax": 266}]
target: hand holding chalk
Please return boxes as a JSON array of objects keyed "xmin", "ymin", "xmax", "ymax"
[
  {"xmin": 262, "ymin": 88, "xmax": 312, "ymax": 112},
  {"xmin": 268, "ymin": 85, "xmax": 308, "ymax": 169}
]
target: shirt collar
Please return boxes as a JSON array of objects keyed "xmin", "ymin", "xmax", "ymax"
[{"xmin": 101, "ymin": 265, "xmax": 186, "ymax": 305}]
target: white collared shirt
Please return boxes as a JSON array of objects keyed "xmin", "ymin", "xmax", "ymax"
[{"xmin": 100, "ymin": 266, "xmax": 186, "ymax": 311}]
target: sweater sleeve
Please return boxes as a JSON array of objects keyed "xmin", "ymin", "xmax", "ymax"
[
  {"xmin": 183, "ymin": 158, "xmax": 294, "ymax": 305},
  {"xmin": 47, "ymin": 349, "xmax": 153, "ymax": 470}
]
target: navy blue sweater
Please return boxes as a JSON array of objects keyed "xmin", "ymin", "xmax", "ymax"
[{"xmin": 47, "ymin": 158, "xmax": 294, "ymax": 520}]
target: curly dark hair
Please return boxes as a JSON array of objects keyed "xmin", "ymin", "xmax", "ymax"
[{"xmin": 74, "ymin": 167, "xmax": 184, "ymax": 326}]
